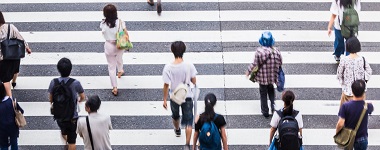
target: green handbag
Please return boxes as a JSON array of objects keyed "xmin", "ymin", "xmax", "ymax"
[
  {"xmin": 116, "ymin": 19, "xmax": 133, "ymax": 50},
  {"xmin": 334, "ymin": 103, "xmax": 367, "ymax": 149}
]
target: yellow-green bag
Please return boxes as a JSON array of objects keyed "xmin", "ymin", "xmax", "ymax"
[{"xmin": 116, "ymin": 19, "xmax": 133, "ymax": 50}]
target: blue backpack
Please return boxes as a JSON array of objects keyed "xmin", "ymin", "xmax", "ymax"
[{"xmin": 199, "ymin": 114, "xmax": 221, "ymax": 150}]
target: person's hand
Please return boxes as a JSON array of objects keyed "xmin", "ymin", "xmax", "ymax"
[
  {"xmin": 245, "ymin": 71, "xmax": 250, "ymax": 77},
  {"xmin": 26, "ymin": 46, "xmax": 32, "ymax": 54},
  {"xmin": 328, "ymin": 28, "xmax": 332, "ymax": 37},
  {"xmin": 163, "ymin": 100, "xmax": 167, "ymax": 110}
]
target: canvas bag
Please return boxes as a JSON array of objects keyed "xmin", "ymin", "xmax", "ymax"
[
  {"xmin": 13, "ymin": 98, "xmax": 26, "ymax": 127},
  {"xmin": 170, "ymin": 64, "xmax": 191, "ymax": 105},
  {"xmin": 340, "ymin": 0, "xmax": 360, "ymax": 38},
  {"xmin": 116, "ymin": 19, "xmax": 133, "ymax": 50}
]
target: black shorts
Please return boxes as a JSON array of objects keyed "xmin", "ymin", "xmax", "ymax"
[
  {"xmin": 0, "ymin": 59, "xmax": 20, "ymax": 82},
  {"xmin": 57, "ymin": 118, "xmax": 78, "ymax": 144}
]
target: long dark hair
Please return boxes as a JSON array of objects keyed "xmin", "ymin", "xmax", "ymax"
[
  {"xmin": 336, "ymin": 0, "xmax": 357, "ymax": 7},
  {"xmin": 0, "ymin": 11, "xmax": 5, "ymax": 26},
  {"xmin": 282, "ymin": 90, "xmax": 295, "ymax": 116},
  {"xmin": 201, "ymin": 93, "xmax": 217, "ymax": 122},
  {"xmin": 0, "ymin": 82, "xmax": 6, "ymax": 100},
  {"xmin": 103, "ymin": 4, "xmax": 118, "ymax": 28}
]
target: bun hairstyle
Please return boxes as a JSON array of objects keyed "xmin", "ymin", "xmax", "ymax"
[
  {"xmin": 282, "ymin": 90, "xmax": 295, "ymax": 116},
  {"xmin": 202, "ymin": 93, "xmax": 217, "ymax": 122}
]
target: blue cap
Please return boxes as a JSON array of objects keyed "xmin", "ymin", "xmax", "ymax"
[{"xmin": 259, "ymin": 31, "xmax": 275, "ymax": 47}]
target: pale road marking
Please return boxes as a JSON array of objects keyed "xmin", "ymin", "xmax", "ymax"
[
  {"xmin": 1, "ymin": 0, "xmax": 379, "ymax": 4},
  {"xmin": 20, "ymin": 52, "xmax": 380, "ymax": 65},
  {"xmin": 19, "ymin": 100, "xmax": 380, "ymax": 116},
  {"xmin": 4, "ymin": 11, "xmax": 380, "ymax": 22},
  {"xmin": 18, "ymin": 129, "xmax": 380, "ymax": 145},
  {"xmin": 17, "ymin": 30, "xmax": 380, "ymax": 43},
  {"xmin": 13, "ymin": 75, "xmax": 380, "ymax": 89}
]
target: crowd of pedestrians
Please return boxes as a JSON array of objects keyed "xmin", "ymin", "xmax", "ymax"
[{"xmin": 0, "ymin": 0, "xmax": 377, "ymax": 149}]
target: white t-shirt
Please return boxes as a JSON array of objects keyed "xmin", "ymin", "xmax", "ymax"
[
  {"xmin": 100, "ymin": 19, "xmax": 126, "ymax": 41},
  {"xmin": 330, "ymin": 0, "xmax": 361, "ymax": 30},
  {"xmin": 77, "ymin": 113, "xmax": 112, "ymax": 150},
  {"xmin": 162, "ymin": 62, "xmax": 198, "ymax": 98},
  {"xmin": 270, "ymin": 109, "xmax": 303, "ymax": 129}
]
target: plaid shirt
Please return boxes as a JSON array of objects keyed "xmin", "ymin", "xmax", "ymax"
[{"xmin": 247, "ymin": 46, "xmax": 282, "ymax": 85}]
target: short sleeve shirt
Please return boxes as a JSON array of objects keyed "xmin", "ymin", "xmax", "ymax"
[
  {"xmin": 338, "ymin": 100, "xmax": 374, "ymax": 140},
  {"xmin": 195, "ymin": 114, "xmax": 227, "ymax": 132},
  {"xmin": 270, "ymin": 109, "xmax": 303, "ymax": 129},
  {"xmin": 100, "ymin": 19, "xmax": 126, "ymax": 41},
  {"xmin": 77, "ymin": 113, "xmax": 112, "ymax": 150},
  {"xmin": 48, "ymin": 77, "xmax": 84, "ymax": 118},
  {"xmin": 162, "ymin": 62, "xmax": 198, "ymax": 97},
  {"xmin": 330, "ymin": 0, "xmax": 361, "ymax": 30}
]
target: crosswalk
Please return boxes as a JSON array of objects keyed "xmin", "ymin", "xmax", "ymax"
[{"xmin": 1, "ymin": 0, "xmax": 380, "ymax": 149}]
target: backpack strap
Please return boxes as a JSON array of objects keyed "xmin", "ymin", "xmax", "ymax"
[
  {"xmin": 53, "ymin": 78, "xmax": 60, "ymax": 85},
  {"xmin": 65, "ymin": 78, "xmax": 75, "ymax": 86},
  {"xmin": 292, "ymin": 110, "xmax": 299, "ymax": 118},
  {"xmin": 276, "ymin": 110, "xmax": 284, "ymax": 118},
  {"xmin": 213, "ymin": 114, "xmax": 219, "ymax": 121}
]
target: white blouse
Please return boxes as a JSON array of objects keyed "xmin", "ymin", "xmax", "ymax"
[
  {"xmin": 337, "ymin": 56, "xmax": 372, "ymax": 96},
  {"xmin": 100, "ymin": 19, "xmax": 126, "ymax": 41},
  {"xmin": 330, "ymin": 0, "xmax": 361, "ymax": 30}
]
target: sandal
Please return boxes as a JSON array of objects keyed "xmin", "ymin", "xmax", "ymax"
[
  {"xmin": 117, "ymin": 71, "xmax": 124, "ymax": 78},
  {"xmin": 147, "ymin": 0, "xmax": 154, "ymax": 6},
  {"xmin": 112, "ymin": 88, "xmax": 118, "ymax": 96}
]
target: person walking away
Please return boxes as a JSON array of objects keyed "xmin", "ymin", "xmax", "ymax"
[
  {"xmin": 336, "ymin": 80, "xmax": 374, "ymax": 150},
  {"xmin": 0, "ymin": 82, "xmax": 24, "ymax": 150},
  {"xmin": 0, "ymin": 11, "xmax": 32, "ymax": 96},
  {"xmin": 101, "ymin": 4, "xmax": 129, "ymax": 96},
  {"xmin": 77, "ymin": 95, "xmax": 112, "ymax": 150},
  {"xmin": 337, "ymin": 37, "xmax": 371, "ymax": 106},
  {"xmin": 48, "ymin": 58, "xmax": 86, "ymax": 150},
  {"xmin": 162, "ymin": 41, "xmax": 197, "ymax": 149},
  {"xmin": 193, "ymin": 93, "xmax": 228, "ymax": 150},
  {"xmin": 269, "ymin": 90, "xmax": 303, "ymax": 150},
  {"xmin": 328, "ymin": 0, "xmax": 361, "ymax": 62},
  {"xmin": 246, "ymin": 31, "xmax": 282, "ymax": 118},
  {"xmin": 147, "ymin": 0, "xmax": 162, "ymax": 15}
]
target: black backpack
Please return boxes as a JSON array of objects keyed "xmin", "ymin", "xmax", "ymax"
[
  {"xmin": 276, "ymin": 110, "xmax": 301, "ymax": 150},
  {"xmin": 51, "ymin": 78, "xmax": 75, "ymax": 121}
]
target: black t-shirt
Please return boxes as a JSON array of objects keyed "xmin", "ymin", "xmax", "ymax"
[{"xmin": 195, "ymin": 113, "xmax": 227, "ymax": 132}]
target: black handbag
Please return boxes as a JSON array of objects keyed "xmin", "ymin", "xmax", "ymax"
[{"xmin": 1, "ymin": 24, "xmax": 25, "ymax": 60}]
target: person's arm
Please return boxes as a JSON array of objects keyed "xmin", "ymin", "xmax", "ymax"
[
  {"xmin": 299, "ymin": 128, "xmax": 303, "ymax": 137},
  {"xmin": 246, "ymin": 51, "xmax": 260, "ymax": 76},
  {"xmin": 78, "ymin": 93, "xmax": 86, "ymax": 102},
  {"xmin": 49, "ymin": 93, "xmax": 53, "ymax": 104},
  {"xmin": 191, "ymin": 77, "xmax": 196, "ymax": 85},
  {"xmin": 336, "ymin": 117, "xmax": 345, "ymax": 134},
  {"xmin": 336, "ymin": 59, "xmax": 345, "ymax": 85},
  {"xmin": 220, "ymin": 126, "xmax": 228, "ymax": 150},
  {"xmin": 77, "ymin": 120, "xmax": 83, "ymax": 138},
  {"xmin": 328, "ymin": 14, "xmax": 337, "ymax": 36},
  {"xmin": 163, "ymin": 83, "xmax": 169, "ymax": 109},
  {"xmin": 269, "ymin": 127, "xmax": 276, "ymax": 145}
]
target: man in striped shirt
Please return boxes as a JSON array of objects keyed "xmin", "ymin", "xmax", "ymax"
[{"xmin": 247, "ymin": 31, "xmax": 282, "ymax": 118}]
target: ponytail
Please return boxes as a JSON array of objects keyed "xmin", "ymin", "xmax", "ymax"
[
  {"xmin": 201, "ymin": 93, "xmax": 217, "ymax": 122},
  {"xmin": 282, "ymin": 90, "xmax": 295, "ymax": 116}
]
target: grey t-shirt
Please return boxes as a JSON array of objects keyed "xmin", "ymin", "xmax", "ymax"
[
  {"xmin": 77, "ymin": 113, "xmax": 112, "ymax": 150},
  {"xmin": 162, "ymin": 62, "xmax": 197, "ymax": 98},
  {"xmin": 48, "ymin": 77, "xmax": 84, "ymax": 118}
]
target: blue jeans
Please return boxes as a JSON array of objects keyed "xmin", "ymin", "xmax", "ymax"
[
  {"xmin": 353, "ymin": 137, "xmax": 368, "ymax": 150},
  {"xmin": 334, "ymin": 28, "xmax": 349, "ymax": 58},
  {"xmin": 170, "ymin": 98, "xmax": 193, "ymax": 126},
  {"xmin": 0, "ymin": 135, "xmax": 18, "ymax": 150}
]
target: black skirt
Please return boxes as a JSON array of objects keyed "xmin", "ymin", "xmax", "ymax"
[{"xmin": 0, "ymin": 59, "xmax": 20, "ymax": 82}]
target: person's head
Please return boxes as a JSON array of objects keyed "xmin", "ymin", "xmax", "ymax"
[
  {"xmin": 0, "ymin": 82, "xmax": 5, "ymax": 99},
  {"xmin": 103, "ymin": 4, "xmax": 118, "ymax": 28},
  {"xmin": 85, "ymin": 95, "xmax": 102, "ymax": 113},
  {"xmin": 0, "ymin": 11, "xmax": 5, "ymax": 26},
  {"xmin": 202, "ymin": 93, "xmax": 217, "ymax": 122},
  {"xmin": 259, "ymin": 31, "xmax": 275, "ymax": 47},
  {"xmin": 346, "ymin": 36, "xmax": 361, "ymax": 53},
  {"xmin": 282, "ymin": 90, "xmax": 295, "ymax": 116},
  {"xmin": 57, "ymin": 58, "xmax": 72, "ymax": 77},
  {"xmin": 171, "ymin": 41, "xmax": 186, "ymax": 58},
  {"xmin": 352, "ymin": 80, "xmax": 366, "ymax": 98}
]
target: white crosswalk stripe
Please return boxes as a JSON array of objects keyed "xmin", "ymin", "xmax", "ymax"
[{"xmin": 1, "ymin": 0, "xmax": 380, "ymax": 149}]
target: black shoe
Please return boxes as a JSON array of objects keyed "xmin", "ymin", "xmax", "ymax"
[
  {"xmin": 11, "ymin": 82, "xmax": 16, "ymax": 89},
  {"xmin": 157, "ymin": 0, "xmax": 162, "ymax": 15},
  {"xmin": 263, "ymin": 113, "xmax": 270, "ymax": 118},
  {"xmin": 147, "ymin": 0, "xmax": 154, "ymax": 6},
  {"xmin": 175, "ymin": 128, "xmax": 181, "ymax": 137}
]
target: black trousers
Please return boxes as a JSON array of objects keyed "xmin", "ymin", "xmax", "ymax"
[{"xmin": 259, "ymin": 84, "xmax": 275, "ymax": 115}]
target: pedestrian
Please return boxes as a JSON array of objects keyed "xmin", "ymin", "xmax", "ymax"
[
  {"xmin": 337, "ymin": 37, "xmax": 371, "ymax": 106},
  {"xmin": 327, "ymin": 0, "xmax": 361, "ymax": 62},
  {"xmin": 0, "ymin": 82, "xmax": 24, "ymax": 150},
  {"xmin": 48, "ymin": 58, "xmax": 86, "ymax": 150},
  {"xmin": 147, "ymin": 0, "xmax": 162, "ymax": 15},
  {"xmin": 193, "ymin": 93, "xmax": 228, "ymax": 150},
  {"xmin": 246, "ymin": 31, "xmax": 282, "ymax": 118},
  {"xmin": 335, "ymin": 80, "xmax": 374, "ymax": 150},
  {"xmin": 101, "ymin": 4, "xmax": 129, "ymax": 96},
  {"xmin": 0, "ymin": 11, "xmax": 32, "ymax": 96},
  {"xmin": 269, "ymin": 90, "xmax": 303, "ymax": 150},
  {"xmin": 162, "ymin": 41, "xmax": 197, "ymax": 149},
  {"xmin": 77, "ymin": 95, "xmax": 112, "ymax": 150}
]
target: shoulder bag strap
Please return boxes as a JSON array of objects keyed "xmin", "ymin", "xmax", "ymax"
[
  {"xmin": 185, "ymin": 63, "xmax": 191, "ymax": 85},
  {"xmin": 354, "ymin": 102, "xmax": 368, "ymax": 132},
  {"xmin": 86, "ymin": 116, "xmax": 95, "ymax": 150},
  {"xmin": 7, "ymin": 24, "xmax": 11, "ymax": 40},
  {"xmin": 362, "ymin": 57, "xmax": 366, "ymax": 80},
  {"xmin": 257, "ymin": 47, "xmax": 274, "ymax": 71}
]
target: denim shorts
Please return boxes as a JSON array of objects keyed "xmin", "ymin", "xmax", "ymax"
[{"xmin": 170, "ymin": 98, "xmax": 193, "ymax": 126}]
